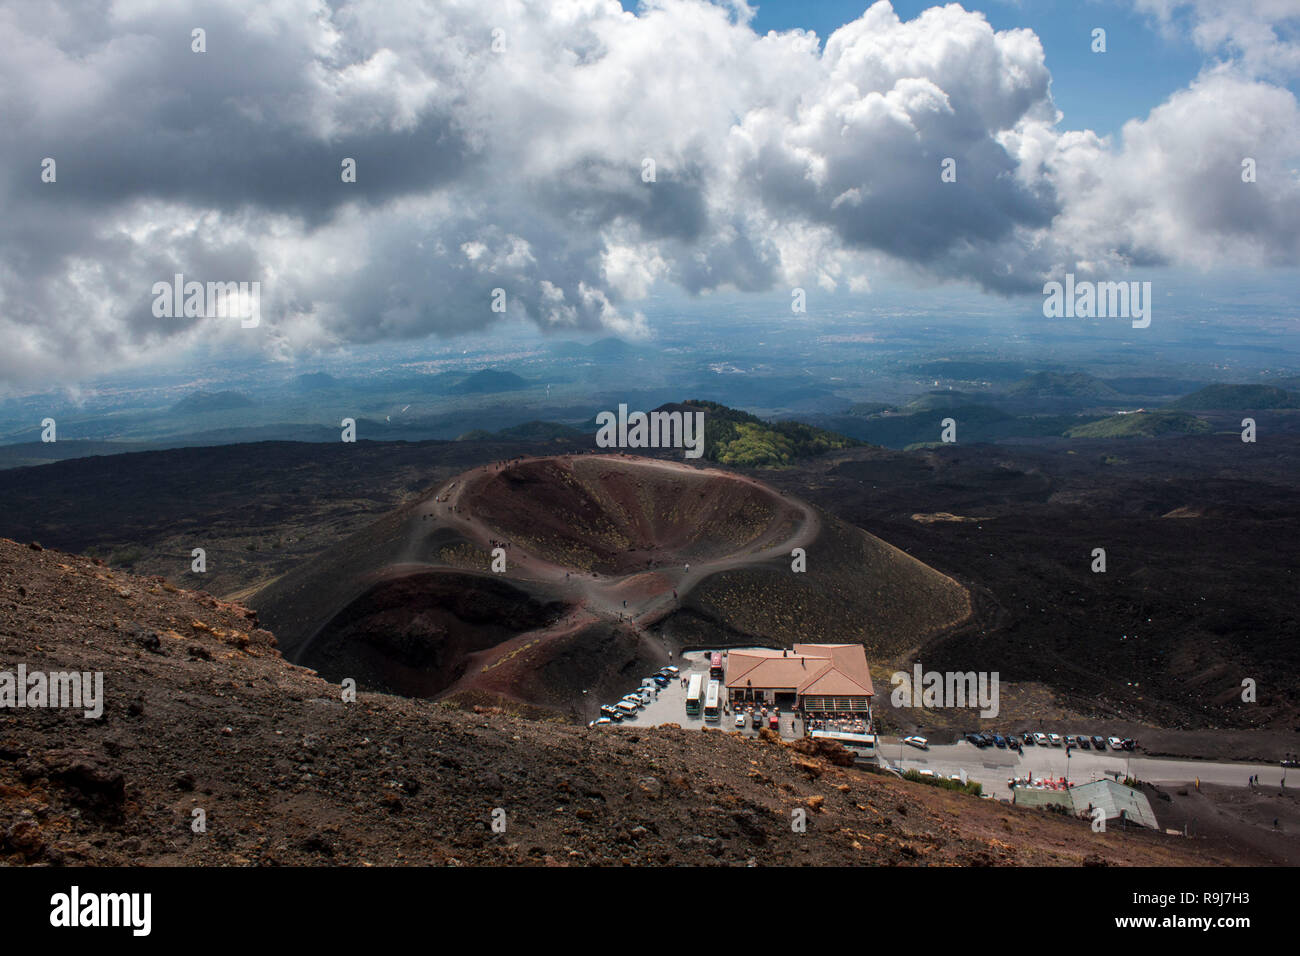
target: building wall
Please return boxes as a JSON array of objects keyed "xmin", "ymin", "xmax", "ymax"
[{"xmin": 730, "ymin": 687, "xmax": 784, "ymax": 704}]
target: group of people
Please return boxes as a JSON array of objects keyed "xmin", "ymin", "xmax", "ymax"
[{"xmin": 805, "ymin": 713, "xmax": 869, "ymax": 735}]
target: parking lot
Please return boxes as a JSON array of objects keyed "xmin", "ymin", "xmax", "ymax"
[
  {"xmin": 880, "ymin": 737, "xmax": 1294, "ymax": 800},
  {"xmin": 595, "ymin": 649, "xmax": 804, "ymax": 739}
]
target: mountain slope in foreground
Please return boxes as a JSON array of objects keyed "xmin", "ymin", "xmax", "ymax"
[{"xmin": 0, "ymin": 539, "xmax": 1241, "ymax": 866}]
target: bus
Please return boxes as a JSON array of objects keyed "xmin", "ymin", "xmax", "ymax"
[
  {"xmin": 684, "ymin": 674, "xmax": 703, "ymax": 717},
  {"xmin": 703, "ymin": 679, "xmax": 721, "ymax": 722},
  {"xmin": 709, "ymin": 652, "xmax": 724, "ymax": 681},
  {"xmin": 809, "ymin": 729, "xmax": 876, "ymax": 764}
]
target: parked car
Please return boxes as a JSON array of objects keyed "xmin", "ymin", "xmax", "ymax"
[
  {"xmin": 1021, "ymin": 732, "xmax": 1035, "ymax": 746},
  {"xmin": 588, "ymin": 717, "xmax": 612, "ymax": 728},
  {"xmin": 1033, "ymin": 732, "xmax": 1050, "ymax": 747},
  {"xmin": 768, "ymin": 714, "xmax": 779, "ymax": 731},
  {"xmin": 965, "ymin": 733, "xmax": 985, "ymax": 747},
  {"xmin": 600, "ymin": 705, "xmax": 623, "ymax": 721},
  {"xmin": 1049, "ymin": 733, "xmax": 1063, "ymax": 747},
  {"xmin": 1107, "ymin": 736, "xmax": 1125, "ymax": 750},
  {"xmin": 1076, "ymin": 735, "xmax": 1091, "ymax": 750},
  {"xmin": 622, "ymin": 694, "xmax": 647, "ymax": 708},
  {"xmin": 1121, "ymin": 738, "xmax": 1137, "ymax": 751},
  {"xmin": 993, "ymin": 735, "xmax": 1007, "ymax": 749},
  {"xmin": 650, "ymin": 674, "xmax": 670, "ymax": 687},
  {"xmin": 751, "ymin": 711, "xmax": 763, "ymax": 729},
  {"xmin": 735, "ymin": 713, "xmax": 746, "ymax": 728},
  {"xmin": 902, "ymin": 735, "xmax": 929, "ymax": 750},
  {"xmin": 615, "ymin": 701, "xmax": 639, "ymax": 718},
  {"xmin": 658, "ymin": 666, "xmax": 680, "ymax": 677},
  {"xmin": 1092, "ymin": 735, "xmax": 1107, "ymax": 750},
  {"xmin": 980, "ymin": 733, "xmax": 997, "ymax": 747}
]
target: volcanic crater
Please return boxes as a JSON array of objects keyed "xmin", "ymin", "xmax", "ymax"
[{"xmin": 251, "ymin": 454, "xmax": 970, "ymax": 717}]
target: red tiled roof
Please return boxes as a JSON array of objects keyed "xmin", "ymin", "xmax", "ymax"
[
  {"xmin": 723, "ymin": 644, "xmax": 873, "ymax": 697},
  {"xmin": 794, "ymin": 643, "xmax": 874, "ymax": 696}
]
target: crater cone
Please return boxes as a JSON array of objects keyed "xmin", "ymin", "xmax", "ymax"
[{"xmin": 250, "ymin": 454, "xmax": 971, "ymax": 716}]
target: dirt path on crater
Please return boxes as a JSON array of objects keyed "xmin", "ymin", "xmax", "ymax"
[{"xmin": 426, "ymin": 455, "xmax": 821, "ymax": 696}]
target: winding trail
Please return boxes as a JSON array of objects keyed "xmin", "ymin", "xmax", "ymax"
[{"xmin": 421, "ymin": 454, "xmax": 821, "ymax": 699}]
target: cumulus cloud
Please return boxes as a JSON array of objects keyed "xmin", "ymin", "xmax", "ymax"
[
  {"xmin": 1135, "ymin": 0, "xmax": 1300, "ymax": 80},
  {"xmin": 1048, "ymin": 71, "xmax": 1300, "ymax": 271},
  {"xmin": 1, "ymin": 0, "xmax": 1298, "ymax": 387}
]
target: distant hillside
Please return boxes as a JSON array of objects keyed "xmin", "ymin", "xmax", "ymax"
[
  {"xmin": 682, "ymin": 399, "xmax": 860, "ymax": 467},
  {"xmin": 902, "ymin": 390, "xmax": 985, "ymax": 412},
  {"xmin": 1065, "ymin": 411, "xmax": 1211, "ymax": 438},
  {"xmin": 814, "ymin": 404, "xmax": 1086, "ymax": 448},
  {"xmin": 844, "ymin": 401, "xmax": 896, "ymax": 416},
  {"xmin": 294, "ymin": 372, "xmax": 339, "ymax": 390},
  {"xmin": 448, "ymin": 369, "xmax": 530, "ymax": 394},
  {"xmin": 0, "ymin": 439, "xmax": 161, "ymax": 470},
  {"xmin": 170, "ymin": 390, "xmax": 255, "ymax": 413},
  {"xmin": 547, "ymin": 337, "xmax": 639, "ymax": 360},
  {"xmin": 1101, "ymin": 377, "xmax": 1207, "ymax": 396},
  {"xmin": 1010, "ymin": 371, "xmax": 1119, "ymax": 400},
  {"xmin": 456, "ymin": 420, "xmax": 585, "ymax": 442},
  {"xmin": 586, "ymin": 337, "xmax": 639, "ymax": 360},
  {"xmin": 908, "ymin": 359, "xmax": 1029, "ymax": 382},
  {"xmin": 1166, "ymin": 384, "xmax": 1300, "ymax": 411}
]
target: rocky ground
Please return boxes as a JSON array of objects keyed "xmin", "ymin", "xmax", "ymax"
[{"xmin": 0, "ymin": 537, "xmax": 1251, "ymax": 866}]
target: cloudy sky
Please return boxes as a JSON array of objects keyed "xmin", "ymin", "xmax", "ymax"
[{"xmin": 2, "ymin": 0, "xmax": 1298, "ymax": 389}]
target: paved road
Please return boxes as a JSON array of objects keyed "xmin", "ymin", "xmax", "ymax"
[{"xmin": 880, "ymin": 738, "xmax": 1295, "ymax": 798}]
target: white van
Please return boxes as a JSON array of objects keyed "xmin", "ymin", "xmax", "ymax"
[{"xmin": 615, "ymin": 701, "xmax": 639, "ymax": 719}]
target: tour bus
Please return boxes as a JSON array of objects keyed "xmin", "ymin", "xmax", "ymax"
[
  {"xmin": 810, "ymin": 729, "xmax": 876, "ymax": 764},
  {"xmin": 709, "ymin": 652, "xmax": 724, "ymax": 682},
  {"xmin": 685, "ymin": 674, "xmax": 703, "ymax": 717},
  {"xmin": 703, "ymin": 679, "xmax": 722, "ymax": 723}
]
